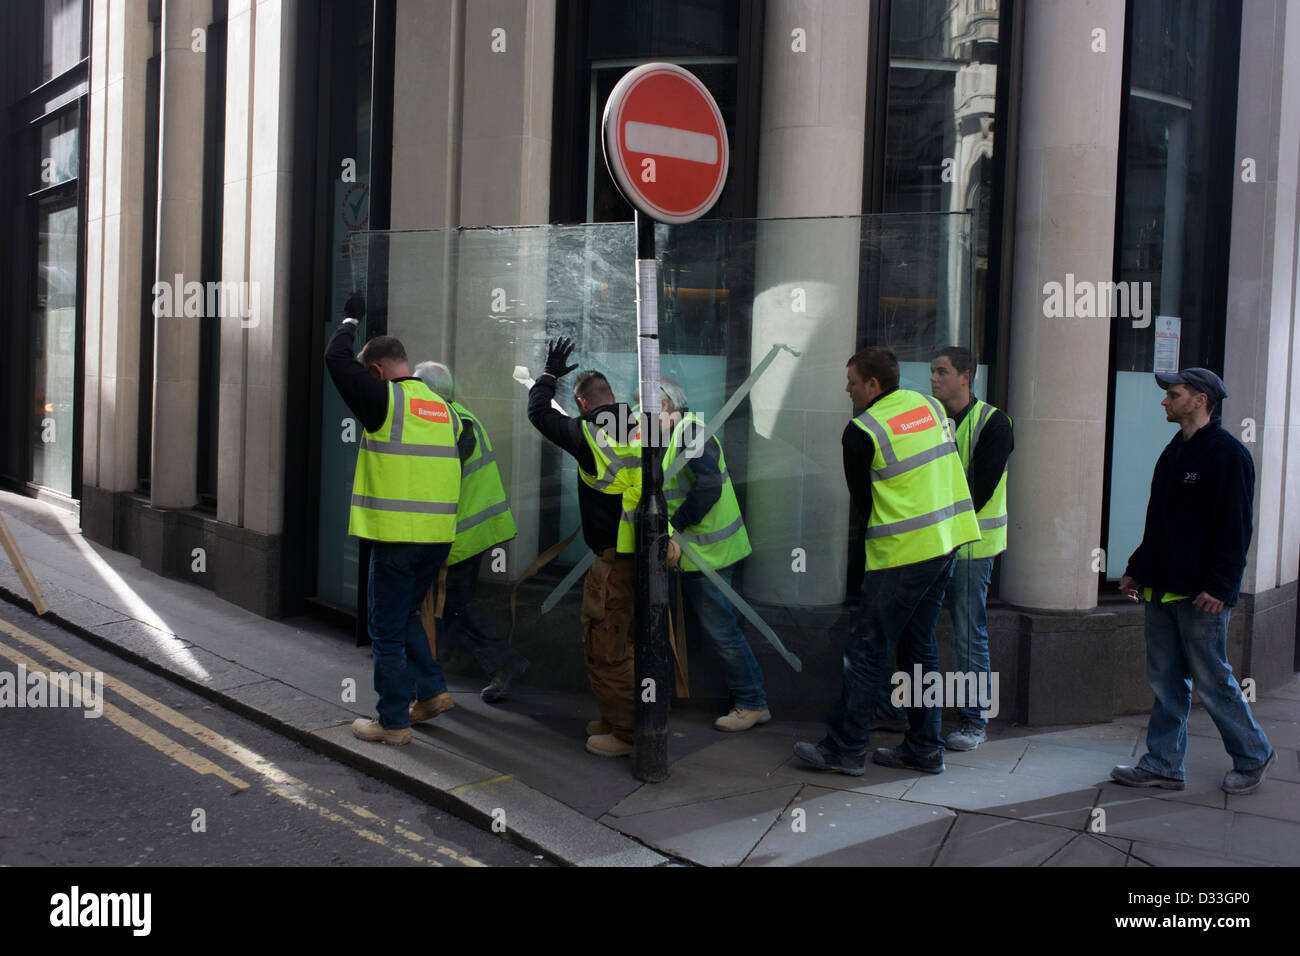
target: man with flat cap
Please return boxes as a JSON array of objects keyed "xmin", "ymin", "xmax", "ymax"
[{"xmin": 1114, "ymin": 368, "xmax": 1275, "ymax": 795}]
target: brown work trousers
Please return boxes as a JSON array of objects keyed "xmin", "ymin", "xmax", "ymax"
[{"xmin": 582, "ymin": 549, "xmax": 637, "ymax": 744}]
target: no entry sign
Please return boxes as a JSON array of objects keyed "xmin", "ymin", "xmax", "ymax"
[{"xmin": 602, "ymin": 63, "xmax": 729, "ymax": 224}]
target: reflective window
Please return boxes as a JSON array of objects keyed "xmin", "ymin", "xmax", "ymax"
[{"xmin": 30, "ymin": 198, "xmax": 79, "ymax": 496}]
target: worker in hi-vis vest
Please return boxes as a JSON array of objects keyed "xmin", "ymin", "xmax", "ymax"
[
  {"xmin": 527, "ymin": 338, "xmax": 641, "ymax": 758},
  {"xmin": 795, "ymin": 346, "xmax": 980, "ymax": 777},
  {"xmin": 656, "ymin": 378, "xmax": 769, "ymax": 732},
  {"xmin": 414, "ymin": 362, "xmax": 527, "ymax": 703},
  {"xmin": 929, "ymin": 346, "xmax": 1013, "ymax": 752},
  {"xmin": 325, "ymin": 294, "xmax": 472, "ymax": 747}
]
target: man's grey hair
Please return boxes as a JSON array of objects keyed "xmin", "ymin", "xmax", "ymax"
[
  {"xmin": 414, "ymin": 361, "xmax": 454, "ymax": 401},
  {"xmin": 659, "ymin": 378, "xmax": 688, "ymax": 413}
]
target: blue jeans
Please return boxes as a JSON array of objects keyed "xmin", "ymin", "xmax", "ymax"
[
  {"xmin": 825, "ymin": 551, "xmax": 955, "ymax": 757},
  {"xmin": 679, "ymin": 564, "xmax": 767, "ymax": 711},
  {"xmin": 1137, "ymin": 599, "xmax": 1272, "ymax": 780},
  {"xmin": 947, "ymin": 555, "xmax": 994, "ymax": 727},
  {"xmin": 369, "ymin": 541, "xmax": 452, "ymax": 729}
]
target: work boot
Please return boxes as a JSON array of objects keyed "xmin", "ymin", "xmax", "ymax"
[
  {"xmin": 1109, "ymin": 765, "xmax": 1185, "ymax": 790},
  {"xmin": 481, "ymin": 657, "xmax": 529, "ymax": 703},
  {"xmin": 409, "ymin": 692, "xmax": 455, "ymax": 724},
  {"xmin": 585, "ymin": 733, "xmax": 633, "ymax": 757},
  {"xmin": 944, "ymin": 722, "xmax": 986, "ymax": 752},
  {"xmin": 792, "ymin": 741, "xmax": 865, "ymax": 776},
  {"xmin": 715, "ymin": 706, "xmax": 772, "ymax": 732},
  {"xmin": 351, "ymin": 718, "xmax": 411, "ymax": 747},
  {"xmin": 1222, "ymin": 750, "xmax": 1276, "ymax": 795},
  {"xmin": 586, "ymin": 719, "xmax": 610, "ymax": 736},
  {"xmin": 873, "ymin": 745, "xmax": 944, "ymax": 774}
]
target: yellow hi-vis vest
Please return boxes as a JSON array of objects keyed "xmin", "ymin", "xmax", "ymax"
[
  {"xmin": 577, "ymin": 415, "xmax": 641, "ymax": 555},
  {"xmin": 952, "ymin": 398, "xmax": 1010, "ymax": 559},
  {"xmin": 447, "ymin": 401, "xmax": 517, "ymax": 565},
  {"xmin": 850, "ymin": 389, "xmax": 981, "ymax": 569},
  {"xmin": 349, "ymin": 379, "xmax": 461, "ymax": 542},
  {"xmin": 662, "ymin": 411, "xmax": 751, "ymax": 572}
]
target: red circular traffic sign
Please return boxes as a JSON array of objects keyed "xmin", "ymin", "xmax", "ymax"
[{"xmin": 602, "ymin": 63, "xmax": 729, "ymax": 224}]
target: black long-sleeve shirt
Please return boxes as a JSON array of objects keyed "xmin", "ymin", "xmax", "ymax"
[
  {"xmin": 324, "ymin": 321, "xmax": 474, "ymax": 461},
  {"xmin": 1123, "ymin": 417, "xmax": 1255, "ymax": 606},
  {"xmin": 526, "ymin": 373, "xmax": 633, "ymax": 554}
]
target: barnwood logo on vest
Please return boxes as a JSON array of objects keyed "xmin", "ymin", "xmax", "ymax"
[
  {"xmin": 409, "ymin": 399, "xmax": 449, "ymax": 424},
  {"xmin": 887, "ymin": 405, "xmax": 937, "ymax": 436}
]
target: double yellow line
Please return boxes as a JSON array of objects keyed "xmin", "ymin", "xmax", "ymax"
[{"xmin": 0, "ymin": 618, "xmax": 486, "ymax": 867}]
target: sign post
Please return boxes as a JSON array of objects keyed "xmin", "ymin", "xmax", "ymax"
[{"xmin": 602, "ymin": 63, "xmax": 729, "ymax": 783}]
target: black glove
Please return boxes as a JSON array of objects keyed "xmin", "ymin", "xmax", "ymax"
[
  {"xmin": 544, "ymin": 337, "xmax": 578, "ymax": 379},
  {"xmin": 344, "ymin": 292, "xmax": 366, "ymax": 322}
]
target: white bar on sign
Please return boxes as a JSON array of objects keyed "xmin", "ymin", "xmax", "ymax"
[{"xmin": 624, "ymin": 121, "xmax": 718, "ymax": 164}]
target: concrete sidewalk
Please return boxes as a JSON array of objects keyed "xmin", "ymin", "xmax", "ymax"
[{"xmin": 2, "ymin": 491, "xmax": 1298, "ymax": 867}]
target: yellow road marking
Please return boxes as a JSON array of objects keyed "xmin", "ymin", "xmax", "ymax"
[
  {"xmin": 0, "ymin": 637, "xmax": 250, "ymax": 790},
  {"xmin": 450, "ymin": 773, "xmax": 514, "ymax": 793},
  {"xmin": 0, "ymin": 617, "xmax": 487, "ymax": 867}
]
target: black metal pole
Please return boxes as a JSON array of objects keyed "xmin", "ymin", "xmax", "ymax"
[{"xmin": 633, "ymin": 210, "xmax": 672, "ymax": 782}]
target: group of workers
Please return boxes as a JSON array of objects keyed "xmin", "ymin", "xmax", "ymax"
[{"xmin": 326, "ymin": 293, "xmax": 1276, "ymax": 796}]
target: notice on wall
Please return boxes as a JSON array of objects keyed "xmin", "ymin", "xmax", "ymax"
[{"xmin": 1154, "ymin": 315, "xmax": 1181, "ymax": 374}]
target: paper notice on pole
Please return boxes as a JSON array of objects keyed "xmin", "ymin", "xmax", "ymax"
[{"xmin": 1153, "ymin": 315, "xmax": 1181, "ymax": 374}]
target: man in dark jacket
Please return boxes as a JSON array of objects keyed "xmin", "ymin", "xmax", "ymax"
[{"xmin": 1114, "ymin": 368, "xmax": 1275, "ymax": 794}]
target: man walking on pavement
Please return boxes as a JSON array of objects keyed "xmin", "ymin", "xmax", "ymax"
[
  {"xmin": 1113, "ymin": 368, "xmax": 1275, "ymax": 794},
  {"xmin": 658, "ymin": 379, "xmax": 769, "ymax": 732},
  {"xmin": 325, "ymin": 294, "xmax": 473, "ymax": 746},
  {"xmin": 414, "ymin": 362, "xmax": 528, "ymax": 704},
  {"xmin": 527, "ymin": 338, "xmax": 640, "ymax": 757},
  {"xmin": 794, "ymin": 347, "xmax": 980, "ymax": 775},
  {"xmin": 929, "ymin": 347, "xmax": 1013, "ymax": 751}
]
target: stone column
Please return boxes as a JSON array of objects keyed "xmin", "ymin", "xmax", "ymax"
[
  {"xmin": 999, "ymin": 0, "xmax": 1127, "ymax": 611},
  {"xmin": 743, "ymin": 0, "xmax": 871, "ymax": 606},
  {"xmin": 82, "ymin": 0, "xmax": 153, "ymax": 541},
  {"xmin": 150, "ymin": 0, "xmax": 211, "ymax": 509}
]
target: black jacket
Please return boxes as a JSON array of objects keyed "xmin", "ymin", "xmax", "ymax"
[
  {"xmin": 527, "ymin": 373, "xmax": 635, "ymax": 554},
  {"xmin": 1123, "ymin": 417, "xmax": 1255, "ymax": 606}
]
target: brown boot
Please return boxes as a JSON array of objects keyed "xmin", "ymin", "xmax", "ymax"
[
  {"xmin": 585, "ymin": 733, "xmax": 633, "ymax": 757},
  {"xmin": 409, "ymin": 693, "xmax": 455, "ymax": 723},
  {"xmin": 586, "ymin": 718, "xmax": 610, "ymax": 736}
]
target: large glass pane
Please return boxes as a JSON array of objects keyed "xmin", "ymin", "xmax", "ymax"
[
  {"xmin": 30, "ymin": 198, "xmax": 79, "ymax": 496},
  {"xmin": 317, "ymin": 212, "xmax": 975, "ymax": 623},
  {"xmin": 1105, "ymin": 0, "xmax": 1222, "ymax": 581},
  {"xmin": 37, "ymin": 0, "xmax": 84, "ymax": 86}
]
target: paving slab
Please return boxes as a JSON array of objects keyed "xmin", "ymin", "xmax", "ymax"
[
  {"xmin": 603, "ymin": 785, "xmax": 800, "ymax": 866},
  {"xmin": 1013, "ymin": 723, "xmax": 1143, "ymax": 757},
  {"xmin": 743, "ymin": 787, "xmax": 954, "ymax": 866},
  {"xmin": 1223, "ymin": 778, "xmax": 1300, "ymax": 824},
  {"xmin": 932, "ymin": 812, "xmax": 1075, "ymax": 866},
  {"xmin": 1010, "ymin": 742, "xmax": 1130, "ymax": 786},
  {"xmin": 1126, "ymin": 844, "xmax": 1254, "ymax": 867},
  {"xmin": 1042, "ymin": 832, "xmax": 1130, "ymax": 866},
  {"xmin": 769, "ymin": 753, "xmax": 921, "ymax": 799},
  {"xmin": 1093, "ymin": 792, "xmax": 1233, "ymax": 856},
  {"xmin": 901, "ymin": 761, "xmax": 1101, "ymax": 824},
  {"xmin": 1223, "ymin": 810, "xmax": 1300, "ymax": 865},
  {"xmin": 673, "ymin": 725, "xmax": 808, "ymax": 776},
  {"xmin": 1268, "ymin": 748, "xmax": 1300, "ymax": 783},
  {"xmin": 941, "ymin": 737, "xmax": 1031, "ymax": 773},
  {"xmin": 608, "ymin": 760, "xmax": 789, "ymax": 817},
  {"xmin": 313, "ymin": 723, "xmax": 502, "ymax": 793}
]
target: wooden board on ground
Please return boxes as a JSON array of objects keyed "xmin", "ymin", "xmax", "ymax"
[{"xmin": 0, "ymin": 513, "xmax": 51, "ymax": 616}]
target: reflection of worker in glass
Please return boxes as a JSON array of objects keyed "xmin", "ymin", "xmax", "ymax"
[
  {"xmin": 657, "ymin": 379, "xmax": 769, "ymax": 731},
  {"xmin": 929, "ymin": 347, "xmax": 1013, "ymax": 751},
  {"xmin": 527, "ymin": 339, "xmax": 639, "ymax": 758},
  {"xmin": 414, "ymin": 362, "xmax": 528, "ymax": 704}
]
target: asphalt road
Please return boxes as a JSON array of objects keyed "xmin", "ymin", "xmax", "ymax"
[{"xmin": 0, "ymin": 601, "xmax": 548, "ymax": 868}]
